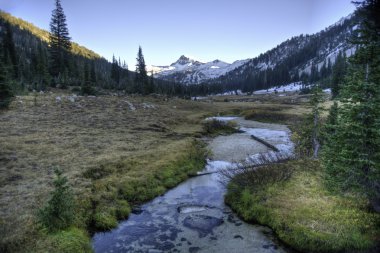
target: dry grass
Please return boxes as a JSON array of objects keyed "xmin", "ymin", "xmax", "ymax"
[{"xmin": 0, "ymin": 91, "xmax": 311, "ymax": 252}]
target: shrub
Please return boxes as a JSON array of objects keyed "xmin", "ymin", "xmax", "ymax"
[
  {"xmin": 80, "ymin": 85, "xmax": 97, "ymax": 96},
  {"xmin": 227, "ymin": 163, "xmax": 293, "ymax": 192},
  {"xmin": 203, "ymin": 119, "xmax": 238, "ymax": 136},
  {"xmin": 38, "ymin": 168, "xmax": 75, "ymax": 232}
]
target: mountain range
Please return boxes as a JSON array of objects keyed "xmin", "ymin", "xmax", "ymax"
[{"xmin": 150, "ymin": 13, "xmax": 358, "ymax": 88}]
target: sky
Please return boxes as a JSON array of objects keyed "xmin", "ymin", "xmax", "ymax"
[{"xmin": 0, "ymin": 0, "xmax": 357, "ymax": 67}]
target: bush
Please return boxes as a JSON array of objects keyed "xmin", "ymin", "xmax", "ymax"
[
  {"xmin": 38, "ymin": 169, "xmax": 75, "ymax": 232},
  {"xmin": 241, "ymin": 108, "xmax": 303, "ymax": 125},
  {"xmin": 230, "ymin": 164, "xmax": 293, "ymax": 192},
  {"xmin": 80, "ymin": 85, "xmax": 97, "ymax": 96},
  {"xmin": 203, "ymin": 119, "xmax": 238, "ymax": 136}
]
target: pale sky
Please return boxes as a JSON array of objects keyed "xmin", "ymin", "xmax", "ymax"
[{"xmin": 0, "ymin": 0, "xmax": 357, "ymax": 67}]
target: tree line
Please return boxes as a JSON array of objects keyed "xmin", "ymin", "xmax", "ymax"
[
  {"xmin": 298, "ymin": 0, "xmax": 380, "ymax": 212},
  {"xmin": 0, "ymin": 0, "xmax": 360, "ymax": 107},
  {"xmin": 0, "ymin": 1, "xmax": 191, "ymax": 109}
]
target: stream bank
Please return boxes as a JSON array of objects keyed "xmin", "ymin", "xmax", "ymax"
[{"xmin": 92, "ymin": 117, "xmax": 294, "ymax": 253}]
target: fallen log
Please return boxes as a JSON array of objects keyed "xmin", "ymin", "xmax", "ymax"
[{"xmin": 250, "ymin": 134, "xmax": 279, "ymax": 152}]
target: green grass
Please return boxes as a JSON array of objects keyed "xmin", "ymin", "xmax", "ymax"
[
  {"xmin": 225, "ymin": 160, "xmax": 380, "ymax": 253},
  {"xmin": 36, "ymin": 228, "xmax": 92, "ymax": 253},
  {"xmin": 85, "ymin": 139, "xmax": 207, "ymax": 231}
]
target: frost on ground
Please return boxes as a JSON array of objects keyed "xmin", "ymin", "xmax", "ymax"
[{"xmin": 205, "ymin": 116, "xmax": 238, "ymax": 122}]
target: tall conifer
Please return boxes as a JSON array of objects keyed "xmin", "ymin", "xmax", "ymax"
[
  {"xmin": 323, "ymin": 0, "xmax": 380, "ymax": 211},
  {"xmin": 135, "ymin": 46, "xmax": 148, "ymax": 94},
  {"xmin": 49, "ymin": 0, "xmax": 71, "ymax": 78}
]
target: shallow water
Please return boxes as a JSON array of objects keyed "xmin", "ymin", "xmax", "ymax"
[{"xmin": 92, "ymin": 117, "xmax": 294, "ymax": 253}]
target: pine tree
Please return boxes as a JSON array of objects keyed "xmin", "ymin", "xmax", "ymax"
[
  {"xmin": 110, "ymin": 55, "xmax": 120, "ymax": 86},
  {"xmin": 149, "ymin": 70, "xmax": 155, "ymax": 94},
  {"xmin": 0, "ymin": 60, "xmax": 14, "ymax": 108},
  {"xmin": 296, "ymin": 86, "xmax": 324, "ymax": 157},
  {"xmin": 0, "ymin": 29, "xmax": 14, "ymax": 108},
  {"xmin": 90, "ymin": 61, "xmax": 96, "ymax": 84},
  {"xmin": 38, "ymin": 168, "xmax": 75, "ymax": 232},
  {"xmin": 323, "ymin": 0, "xmax": 380, "ymax": 211},
  {"xmin": 310, "ymin": 86, "xmax": 324, "ymax": 158},
  {"xmin": 135, "ymin": 46, "xmax": 148, "ymax": 94},
  {"xmin": 49, "ymin": 0, "xmax": 72, "ymax": 79},
  {"xmin": 331, "ymin": 52, "xmax": 346, "ymax": 98}
]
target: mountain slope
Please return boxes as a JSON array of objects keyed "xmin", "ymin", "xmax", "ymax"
[
  {"xmin": 0, "ymin": 11, "xmax": 101, "ymax": 59},
  {"xmin": 153, "ymin": 13, "xmax": 358, "ymax": 92}
]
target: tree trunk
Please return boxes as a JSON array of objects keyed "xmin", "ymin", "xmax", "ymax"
[{"xmin": 313, "ymin": 109, "xmax": 320, "ymax": 159}]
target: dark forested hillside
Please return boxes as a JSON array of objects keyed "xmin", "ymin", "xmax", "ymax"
[
  {"xmin": 205, "ymin": 13, "xmax": 359, "ymax": 93},
  {"xmin": 0, "ymin": 10, "xmax": 183, "ymax": 96}
]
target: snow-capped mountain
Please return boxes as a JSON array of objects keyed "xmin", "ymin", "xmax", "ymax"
[
  {"xmin": 148, "ymin": 55, "xmax": 249, "ymax": 85},
  {"xmin": 151, "ymin": 13, "xmax": 358, "ymax": 88}
]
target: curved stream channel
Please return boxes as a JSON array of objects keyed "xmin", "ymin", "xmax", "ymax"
[{"xmin": 92, "ymin": 117, "xmax": 295, "ymax": 253}]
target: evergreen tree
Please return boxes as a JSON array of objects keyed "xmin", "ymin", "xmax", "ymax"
[
  {"xmin": 310, "ymin": 86, "xmax": 324, "ymax": 158},
  {"xmin": 331, "ymin": 52, "xmax": 346, "ymax": 98},
  {"xmin": 296, "ymin": 86, "xmax": 324, "ymax": 157},
  {"xmin": 90, "ymin": 61, "xmax": 96, "ymax": 84},
  {"xmin": 135, "ymin": 46, "xmax": 148, "ymax": 94},
  {"xmin": 323, "ymin": 0, "xmax": 380, "ymax": 211},
  {"xmin": 0, "ymin": 60, "xmax": 13, "ymax": 108},
  {"xmin": 149, "ymin": 70, "xmax": 155, "ymax": 94},
  {"xmin": 38, "ymin": 168, "xmax": 75, "ymax": 232},
  {"xmin": 110, "ymin": 55, "xmax": 120, "ymax": 86},
  {"xmin": 49, "ymin": 0, "xmax": 71, "ymax": 79}
]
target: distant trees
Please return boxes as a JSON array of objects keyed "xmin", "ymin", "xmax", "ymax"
[
  {"xmin": 111, "ymin": 55, "xmax": 120, "ymax": 85},
  {"xmin": 331, "ymin": 52, "xmax": 347, "ymax": 98},
  {"xmin": 49, "ymin": 0, "xmax": 72, "ymax": 80},
  {"xmin": 323, "ymin": 0, "xmax": 380, "ymax": 212},
  {"xmin": 0, "ymin": 25, "xmax": 15, "ymax": 108},
  {"xmin": 2, "ymin": 22, "xmax": 18, "ymax": 79},
  {"xmin": 0, "ymin": 60, "xmax": 14, "ymax": 108}
]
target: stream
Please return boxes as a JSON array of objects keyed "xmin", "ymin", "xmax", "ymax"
[{"xmin": 92, "ymin": 117, "xmax": 295, "ymax": 253}]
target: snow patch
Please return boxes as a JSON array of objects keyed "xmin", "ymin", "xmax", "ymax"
[{"xmin": 253, "ymin": 82, "xmax": 306, "ymax": 94}]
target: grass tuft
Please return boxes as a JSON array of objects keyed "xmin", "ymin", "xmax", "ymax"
[
  {"xmin": 226, "ymin": 160, "xmax": 380, "ymax": 253},
  {"xmin": 37, "ymin": 227, "xmax": 92, "ymax": 253}
]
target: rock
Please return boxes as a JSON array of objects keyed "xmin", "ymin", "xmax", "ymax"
[
  {"xmin": 189, "ymin": 247, "xmax": 201, "ymax": 253},
  {"xmin": 132, "ymin": 206, "xmax": 143, "ymax": 215},
  {"xmin": 67, "ymin": 96, "xmax": 75, "ymax": 103},
  {"xmin": 55, "ymin": 96, "xmax": 62, "ymax": 103},
  {"xmin": 234, "ymin": 235, "xmax": 244, "ymax": 240},
  {"xmin": 183, "ymin": 214, "xmax": 224, "ymax": 238}
]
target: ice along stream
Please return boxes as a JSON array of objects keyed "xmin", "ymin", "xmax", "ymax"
[{"xmin": 92, "ymin": 117, "xmax": 295, "ymax": 253}]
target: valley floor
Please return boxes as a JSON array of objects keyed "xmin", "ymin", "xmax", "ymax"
[{"xmin": 0, "ymin": 91, "xmax": 305, "ymax": 252}]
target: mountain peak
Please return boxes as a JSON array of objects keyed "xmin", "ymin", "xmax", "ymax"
[{"xmin": 171, "ymin": 55, "xmax": 203, "ymax": 66}]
